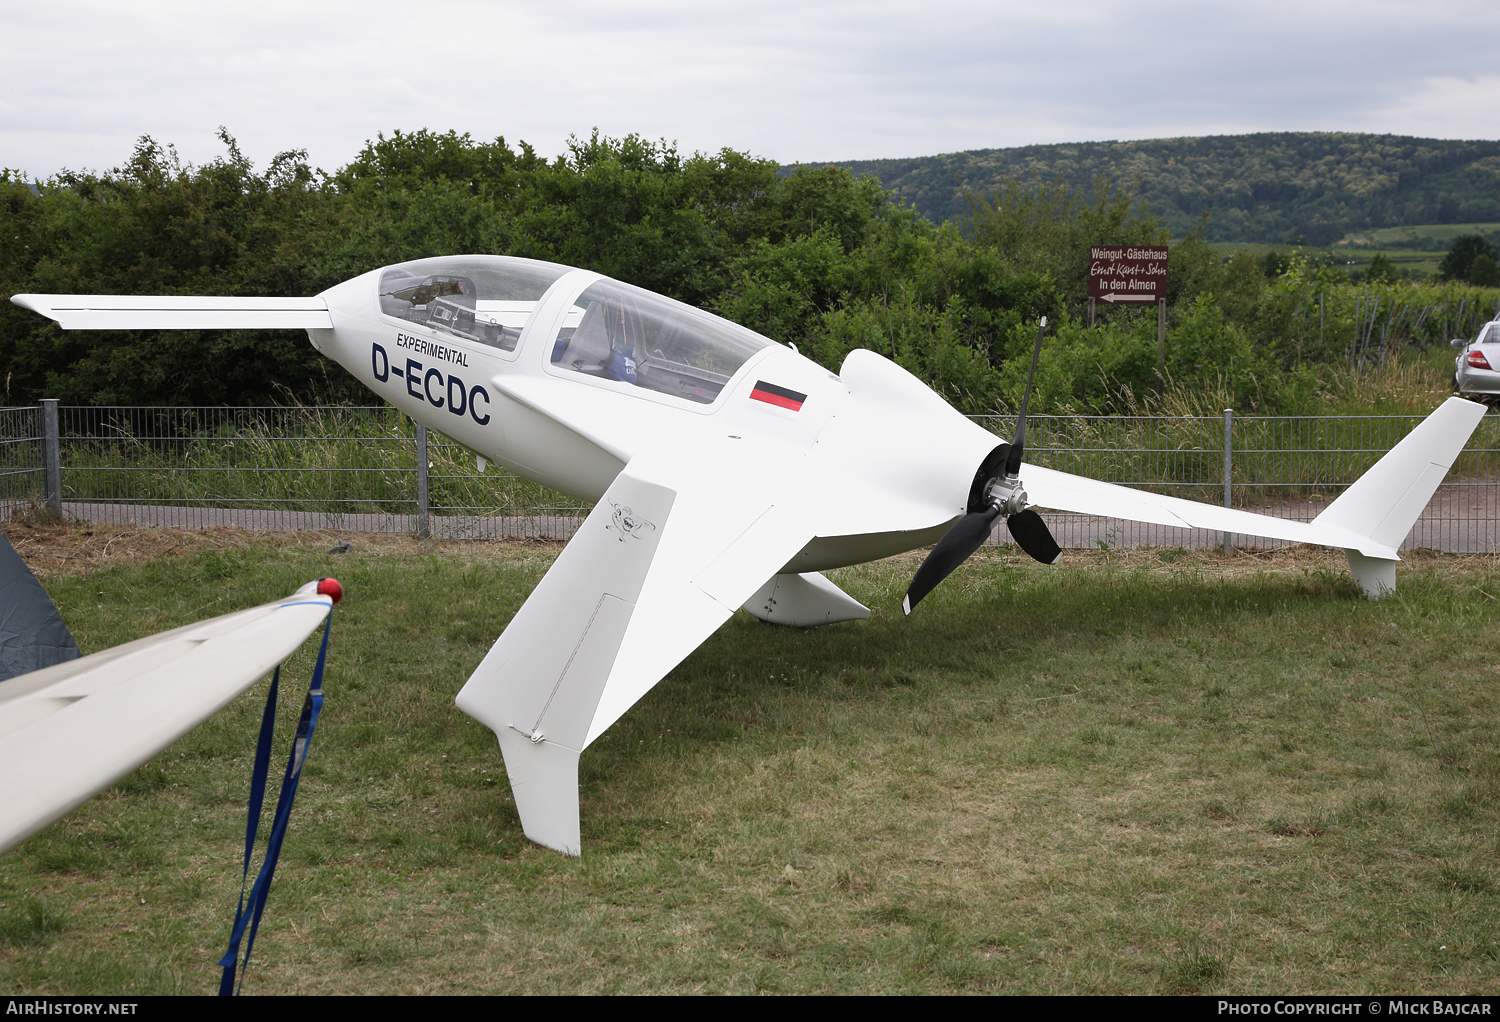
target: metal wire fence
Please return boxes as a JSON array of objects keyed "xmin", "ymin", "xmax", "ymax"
[
  {"xmin": 970, "ymin": 413, "xmax": 1500, "ymax": 553},
  {"xmin": 0, "ymin": 404, "xmax": 1495, "ymax": 552},
  {"xmin": 0, "ymin": 406, "xmax": 45, "ymax": 510},
  {"xmin": 36, "ymin": 406, "xmax": 591, "ymax": 539}
]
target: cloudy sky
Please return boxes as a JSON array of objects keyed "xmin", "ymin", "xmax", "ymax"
[{"xmin": 3, "ymin": 0, "xmax": 1497, "ymax": 179}]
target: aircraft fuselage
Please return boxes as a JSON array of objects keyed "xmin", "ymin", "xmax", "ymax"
[{"xmin": 312, "ymin": 260, "xmax": 990, "ymax": 571}]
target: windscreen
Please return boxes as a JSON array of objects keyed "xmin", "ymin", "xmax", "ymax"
[
  {"xmin": 378, "ymin": 256, "xmax": 573, "ymax": 351},
  {"xmin": 550, "ymin": 279, "xmax": 776, "ymax": 404}
]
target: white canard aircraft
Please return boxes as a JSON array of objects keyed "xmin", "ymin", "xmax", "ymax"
[{"xmin": 13, "ymin": 255, "xmax": 1486, "ymax": 855}]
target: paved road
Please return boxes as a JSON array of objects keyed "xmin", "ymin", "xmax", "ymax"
[{"xmin": 50, "ymin": 479, "xmax": 1500, "ymax": 554}]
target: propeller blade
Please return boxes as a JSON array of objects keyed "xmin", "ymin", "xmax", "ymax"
[
  {"xmin": 1005, "ymin": 317, "xmax": 1047, "ymax": 478},
  {"xmin": 905, "ymin": 315, "xmax": 1051, "ymax": 616},
  {"xmin": 903, "ymin": 507, "xmax": 1001, "ymax": 615},
  {"xmin": 1007, "ymin": 508, "xmax": 1061, "ymax": 564}
]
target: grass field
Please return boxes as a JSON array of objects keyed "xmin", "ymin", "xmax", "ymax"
[
  {"xmin": 1208, "ymin": 241, "xmax": 1446, "ymax": 276},
  {"xmin": 1211, "ymin": 223, "xmax": 1500, "ymax": 276},
  {"xmin": 1338, "ymin": 224, "xmax": 1500, "ymax": 251},
  {"xmin": 0, "ymin": 524, "xmax": 1497, "ymax": 994}
]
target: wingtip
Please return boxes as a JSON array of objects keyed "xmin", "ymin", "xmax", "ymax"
[{"xmin": 901, "ymin": 594, "xmax": 912, "ymax": 616}]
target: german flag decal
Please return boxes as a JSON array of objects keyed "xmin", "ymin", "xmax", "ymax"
[{"xmin": 749, "ymin": 381, "xmax": 807, "ymax": 411}]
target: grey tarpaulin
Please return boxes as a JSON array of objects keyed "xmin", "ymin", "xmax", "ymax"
[{"xmin": 0, "ymin": 534, "xmax": 78, "ymax": 681}]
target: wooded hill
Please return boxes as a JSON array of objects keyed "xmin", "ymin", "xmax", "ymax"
[{"xmin": 812, "ymin": 133, "xmax": 1500, "ymax": 244}]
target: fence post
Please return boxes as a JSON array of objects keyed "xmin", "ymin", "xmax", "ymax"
[
  {"xmin": 40, "ymin": 399, "xmax": 61, "ymax": 518},
  {"xmin": 1157, "ymin": 299, "xmax": 1166, "ymax": 367},
  {"xmin": 1222, "ymin": 407, "xmax": 1233, "ymax": 556},
  {"xmin": 415, "ymin": 421, "xmax": 429, "ymax": 540}
]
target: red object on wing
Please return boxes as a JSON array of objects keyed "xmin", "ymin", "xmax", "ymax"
[
  {"xmin": 749, "ymin": 380, "xmax": 807, "ymax": 411},
  {"xmin": 316, "ymin": 578, "xmax": 344, "ymax": 604}
]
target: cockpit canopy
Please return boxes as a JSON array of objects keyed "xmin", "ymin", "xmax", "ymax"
[
  {"xmin": 377, "ymin": 255, "xmax": 779, "ymax": 405},
  {"xmin": 551, "ymin": 278, "xmax": 775, "ymax": 404},
  {"xmin": 378, "ymin": 255, "xmax": 573, "ymax": 351}
]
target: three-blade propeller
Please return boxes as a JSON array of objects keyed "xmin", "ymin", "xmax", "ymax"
[{"xmin": 902, "ymin": 317, "xmax": 1062, "ymax": 616}]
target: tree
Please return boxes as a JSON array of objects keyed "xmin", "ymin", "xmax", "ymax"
[
  {"xmin": 963, "ymin": 175, "xmax": 1168, "ymax": 305},
  {"xmin": 1472, "ymin": 253, "xmax": 1500, "ymax": 288},
  {"xmin": 1437, "ymin": 233, "xmax": 1500, "ymax": 283},
  {"xmin": 1261, "ymin": 250, "xmax": 1290, "ymax": 277},
  {"xmin": 0, "ymin": 132, "xmax": 358, "ymax": 405},
  {"xmin": 1365, "ymin": 252, "xmax": 1398, "ymax": 284}
]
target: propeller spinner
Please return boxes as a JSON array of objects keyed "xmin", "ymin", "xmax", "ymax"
[{"xmin": 902, "ymin": 317, "xmax": 1061, "ymax": 615}]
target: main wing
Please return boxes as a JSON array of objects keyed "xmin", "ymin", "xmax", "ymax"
[
  {"xmin": 455, "ymin": 436, "xmax": 820, "ymax": 855},
  {"xmin": 11, "ymin": 294, "xmax": 331, "ymax": 331},
  {"xmin": 0, "ymin": 582, "xmax": 336, "ymax": 854}
]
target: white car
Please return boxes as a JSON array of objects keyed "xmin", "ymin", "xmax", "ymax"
[{"xmin": 1453, "ymin": 319, "xmax": 1500, "ymax": 403}]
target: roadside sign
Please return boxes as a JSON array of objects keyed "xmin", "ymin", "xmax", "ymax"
[{"xmin": 1088, "ymin": 246, "xmax": 1168, "ymax": 303}]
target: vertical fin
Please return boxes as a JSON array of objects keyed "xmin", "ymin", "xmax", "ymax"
[
  {"xmin": 496, "ymin": 729, "xmax": 581, "ymax": 856},
  {"xmin": 1315, "ymin": 397, "xmax": 1486, "ymax": 598},
  {"xmin": 1345, "ymin": 550, "xmax": 1397, "ymax": 599},
  {"xmin": 1315, "ymin": 397, "xmax": 1485, "ymax": 549}
]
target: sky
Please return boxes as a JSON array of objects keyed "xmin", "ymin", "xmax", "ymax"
[{"xmin": 3, "ymin": 0, "xmax": 1498, "ymax": 179}]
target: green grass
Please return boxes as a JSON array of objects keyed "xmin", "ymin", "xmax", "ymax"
[
  {"xmin": 1339, "ymin": 224, "xmax": 1500, "ymax": 251},
  {"xmin": 1334, "ymin": 250, "xmax": 1444, "ymax": 275},
  {"xmin": 1214, "ymin": 221, "xmax": 1500, "ymax": 264},
  {"xmin": 1209, "ymin": 241, "xmax": 1446, "ymax": 275},
  {"xmin": 1, "ymin": 535, "xmax": 1499, "ymax": 993}
]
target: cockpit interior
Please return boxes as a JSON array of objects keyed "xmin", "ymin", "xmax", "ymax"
[
  {"xmin": 378, "ymin": 256, "xmax": 572, "ymax": 352},
  {"xmin": 549, "ymin": 278, "xmax": 773, "ymax": 404}
]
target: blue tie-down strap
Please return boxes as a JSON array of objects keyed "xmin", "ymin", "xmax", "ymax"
[{"xmin": 218, "ymin": 613, "xmax": 331, "ymax": 996}]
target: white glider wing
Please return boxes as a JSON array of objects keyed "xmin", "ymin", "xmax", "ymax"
[
  {"xmin": 456, "ymin": 437, "xmax": 819, "ymax": 855},
  {"xmin": 10, "ymin": 294, "xmax": 332, "ymax": 331},
  {"xmin": 0, "ymin": 583, "xmax": 335, "ymax": 854}
]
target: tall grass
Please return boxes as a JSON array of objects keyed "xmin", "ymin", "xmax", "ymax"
[{"xmin": 55, "ymin": 406, "xmax": 590, "ymax": 518}]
